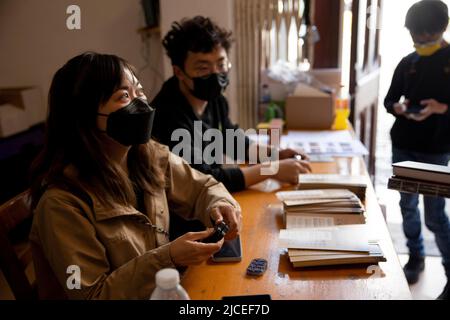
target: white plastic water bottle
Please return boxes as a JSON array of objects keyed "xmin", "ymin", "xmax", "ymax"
[{"xmin": 149, "ymin": 268, "xmax": 190, "ymax": 300}]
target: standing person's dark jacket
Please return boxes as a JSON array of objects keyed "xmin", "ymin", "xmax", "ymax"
[
  {"xmin": 152, "ymin": 76, "xmax": 252, "ymax": 192},
  {"xmin": 384, "ymin": 46, "xmax": 450, "ymax": 154}
]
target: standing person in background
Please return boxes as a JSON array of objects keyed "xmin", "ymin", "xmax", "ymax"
[{"xmin": 384, "ymin": 0, "xmax": 450, "ymax": 300}]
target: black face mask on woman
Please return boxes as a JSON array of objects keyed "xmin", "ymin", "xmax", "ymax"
[
  {"xmin": 188, "ymin": 72, "xmax": 229, "ymax": 101},
  {"xmin": 97, "ymin": 98, "xmax": 155, "ymax": 146}
]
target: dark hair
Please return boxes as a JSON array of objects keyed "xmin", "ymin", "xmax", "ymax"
[
  {"xmin": 30, "ymin": 52, "xmax": 165, "ymax": 208},
  {"xmin": 405, "ymin": 0, "xmax": 449, "ymax": 34},
  {"xmin": 162, "ymin": 16, "xmax": 233, "ymax": 68}
]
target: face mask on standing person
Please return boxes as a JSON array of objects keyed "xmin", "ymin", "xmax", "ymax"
[{"xmin": 414, "ymin": 37, "xmax": 443, "ymax": 56}]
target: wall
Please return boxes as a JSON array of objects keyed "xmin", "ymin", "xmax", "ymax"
[
  {"xmin": 0, "ymin": 0, "xmax": 164, "ymax": 121},
  {"xmin": 0, "ymin": 0, "xmax": 239, "ymax": 125}
]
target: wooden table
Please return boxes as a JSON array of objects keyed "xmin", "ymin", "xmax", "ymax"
[{"xmin": 181, "ymin": 157, "xmax": 412, "ymax": 300}]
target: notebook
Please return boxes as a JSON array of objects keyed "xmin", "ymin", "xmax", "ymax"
[
  {"xmin": 388, "ymin": 176, "xmax": 450, "ymax": 198},
  {"xmin": 296, "ymin": 174, "xmax": 368, "ymax": 200},
  {"xmin": 279, "ymin": 226, "xmax": 385, "ymax": 268},
  {"xmin": 278, "ymin": 225, "xmax": 372, "ymax": 252},
  {"xmin": 392, "ymin": 161, "xmax": 450, "ymax": 185},
  {"xmin": 286, "ymin": 213, "xmax": 365, "ymax": 229},
  {"xmin": 288, "ymin": 243, "xmax": 386, "ymax": 268},
  {"xmin": 278, "ymin": 189, "xmax": 366, "ymax": 229}
]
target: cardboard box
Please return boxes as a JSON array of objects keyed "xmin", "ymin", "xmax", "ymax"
[
  {"xmin": 308, "ymin": 68, "xmax": 342, "ymax": 94},
  {"xmin": 285, "ymin": 83, "xmax": 335, "ymax": 130},
  {"xmin": 0, "ymin": 87, "xmax": 44, "ymax": 137}
]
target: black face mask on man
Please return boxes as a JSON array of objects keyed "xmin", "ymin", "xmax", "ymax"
[
  {"xmin": 97, "ymin": 98, "xmax": 155, "ymax": 146},
  {"xmin": 187, "ymin": 72, "xmax": 229, "ymax": 101}
]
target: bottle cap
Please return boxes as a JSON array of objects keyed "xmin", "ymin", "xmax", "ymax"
[{"xmin": 155, "ymin": 268, "xmax": 180, "ymax": 289}]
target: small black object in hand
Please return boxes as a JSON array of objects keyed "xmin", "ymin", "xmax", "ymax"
[
  {"xmin": 202, "ymin": 221, "xmax": 229, "ymax": 243},
  {"xmin": 405, "ymin": 105, "xmax": 423, "ymax": 114},
  {"xmin": 246, "ymin": 258, "xmax": 268, "ymax": 276}
]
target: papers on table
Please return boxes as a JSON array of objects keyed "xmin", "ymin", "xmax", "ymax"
[
  {"xmin": 247, "ymin": 130, "xmax": 368, "ymax": 157},
  {"xmin": 276, "ymin": 189, "xmax": 385, "ymax": 268},
  {"xmin": 276, "ymin": 189, "xmax": 366, "ymax": 229},
  {"xmin": 278, "ymin": 225, "xmax": 386, "ymax": 268},
  {"xmin": 297, "ymin": 174, "xmax": 368, "ymax": 200},
  {"xmin": 285, "ymin": 215, "xmax": 335, "ymax": 229},
  {"xmin": 281, "ymin": 131, "xmax": 368, "ymax": 157},
  {"xmin": 276, "ymin": 189, "xmax": 357, "ymax": 202},
  {"xmin": 287, "ymin": 243, "xmax": 386, "ymax": 268},
  {"xmin": 278, "ymin": 225, "xmax": 372, "ymax": 252}
]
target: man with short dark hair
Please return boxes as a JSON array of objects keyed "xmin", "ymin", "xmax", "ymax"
[
  {"xmin": 384, "ymin": 0, "xmax": 450, "ymax": 300},
  {"xmin": 152, "ymin": 16, "xmax": 311, "ymax": 193}
]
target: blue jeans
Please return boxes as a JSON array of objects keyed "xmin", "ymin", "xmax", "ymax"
[{"xmin": 392, "ymin": 147, "xmax": 450, "ymax": 277}]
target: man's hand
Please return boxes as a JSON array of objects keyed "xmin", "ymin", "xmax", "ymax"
[
  {"xmin": 279, "ymin": 148, "xmax": 310, "ymax": 161},
  {"xmin": 209, "ymin": 205, "xmax": 242, "ymax": 240},
  {"xmin": 274, "ymin": 158, "xmax": 312, "ymax": 185},
  {"xmin": 408, "ymin": 99, "xmax": 448, "ymax": 122}
]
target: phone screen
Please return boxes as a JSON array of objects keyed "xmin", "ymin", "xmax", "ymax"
[
  {"xmin": 212, "ymin": 236, "xmax": 242, "ymax": 262},
  {"xmin": 405, "ymin": 105, "xmax": 423, "ymax": 114}
]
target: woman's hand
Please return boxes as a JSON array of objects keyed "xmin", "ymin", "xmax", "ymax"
[
  {"xmin": 274, "ymin": 158, "xmax": 312, "ymax": 185},
  {"xmin": 169, "ymin": 229, "xmax": 224, "ymax": 266},
  {"xmin": 209, "ymin": 205, "xmax": 242, "ymax": 240}
]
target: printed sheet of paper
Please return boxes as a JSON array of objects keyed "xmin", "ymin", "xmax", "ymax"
[
  {"xmin": 299, "ymin": 174, "xmax": 368, "ymax": 185},
  {"xmin": 278, "ymin": 225, "xmax": 372, "ymax": 252},
  {"xmin": 276, "ymin": 189, "xmax": 356, "ymax": 202},
  {"xmin": 281, "ymin": 131, "xmax": 369, "ymax": 156},
  {"xmin": 246, "ymin": 130, "xmax": 368, "ymax": 157},
  {"xmin": 286, "ymin": 215, "xmax": 335, "ymax": 229}
]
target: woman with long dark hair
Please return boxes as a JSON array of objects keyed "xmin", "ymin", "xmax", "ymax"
[{"xmin": 29, "ymin": 52, "xmax": 241, "ymax": 299}]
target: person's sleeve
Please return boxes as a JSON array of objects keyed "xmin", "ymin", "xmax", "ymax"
[
  {"xmin": 384, "ymin": 59, "xmax": 406, "ymax": 116},
  {"xmin": 220, "ymin": 97, "xmax": 253, "ymax": 162},
  {"xmin": 34, "ymin": 193, "xmax": 175, "ymax": 300},
  {"xmin": 158, "ymin": 117, "xmax": 247, "ymax": 192},
  {"xmin": 190, "ymin": 163, "xmax": 246, "ymax": 193},
  {"xmin": 166, "ymin": 152, "xmax": 241, "ymax": 225}
]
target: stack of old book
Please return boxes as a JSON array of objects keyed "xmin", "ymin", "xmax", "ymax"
[
  {"xmin": 388, "ymin": 161, "xmax": 450, "ymax": 198},
  {"xmin": 276, "ymin": 189, "xmax": 366, "ymax": 229},
  {"xmin": 278, "ymin": 225, "xmax": 386, "ymax": 268},
  {"xmin": 276, "ymin": 188, "xmax": 386, "ymax": 268},
  {"xmin": 297, "ymin": 174, "xmax": 368, "ymax": 201}
]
